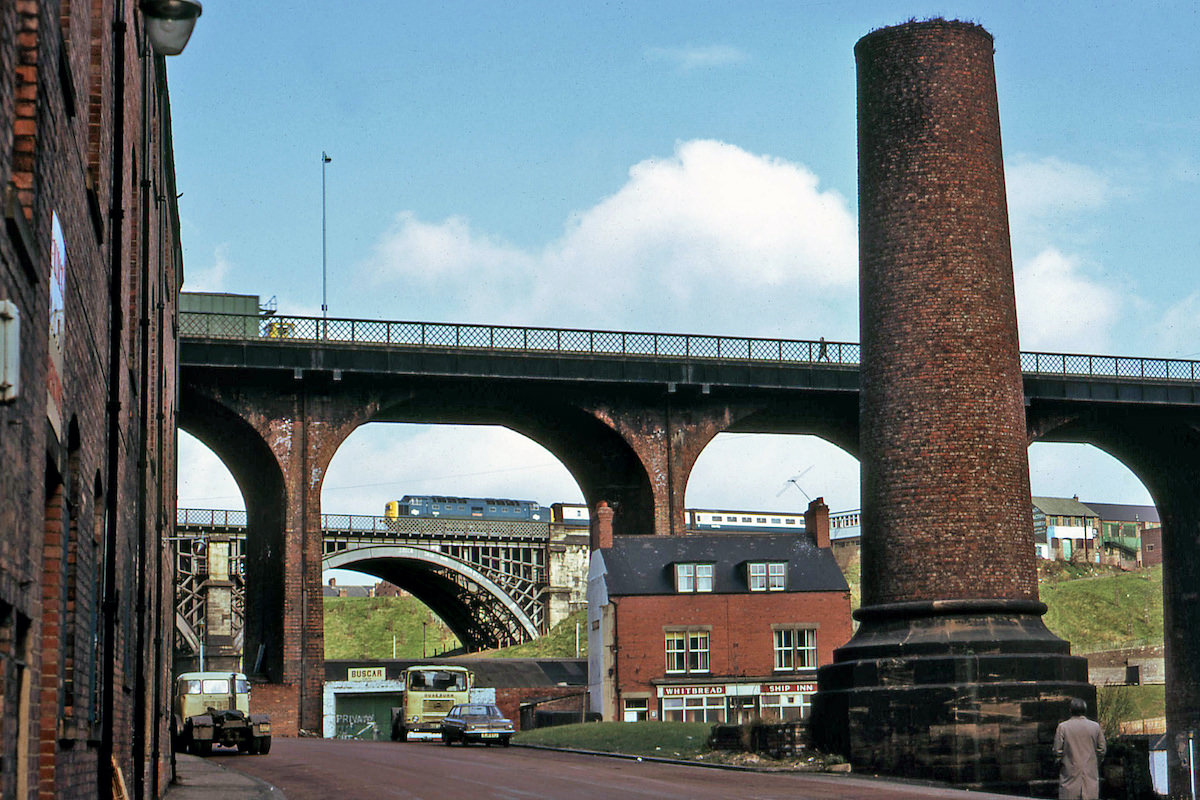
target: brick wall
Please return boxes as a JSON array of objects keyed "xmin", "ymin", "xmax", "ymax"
[
  {"xmin": 855, "ymin": 19, "xmax": 1037, "ymax": 606},
  {"xmin": 0, "ymin": 1, "xmax": 183, "ymax": 797},
  {"xmin": 251, "ymin": 682, "xmax": 301, "ymax": 737},
  {"xmin": 612, "ymin": 592, "xmax": 852, "ymax": 698}
]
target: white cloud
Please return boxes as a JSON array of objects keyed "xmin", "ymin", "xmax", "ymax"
[
  {"xmin": 1014, "ymin": 248, "xmax": 1121, "ymax": 352},
  {"xmin": 645, "ymin": 45, "xmax": 747, "ymax": 71},
  {"xmin": 1006, "ymin": 156, "xmax": 1112, "ymax": 231},
  {"xmin": 182, "ymin": 244, "xmax": 234, "ymax": 293},
  {"xmin": 362, "ymin": 139, "xmax": 858, "ymax": 339}
]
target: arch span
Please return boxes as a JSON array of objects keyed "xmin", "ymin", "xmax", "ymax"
[
  {"xmin": 323, "ymin": 545, "xmax": 539, "ymax": 648},
  {"xmin": 179, "ymin": 385, "xmax": 287, "ymax": 680}
]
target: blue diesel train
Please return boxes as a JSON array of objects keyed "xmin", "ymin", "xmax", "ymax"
[
  {"xmin": 386, "ymin": 496, "xmax": 822, "ymax": 534},
  {"xmin": 384, "ymin": 495, "xmax": 548, "ymax": 522}
]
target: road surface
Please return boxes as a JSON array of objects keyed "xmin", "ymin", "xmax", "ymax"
[{"xmin": 206, "ymin": 737, "xmax": 1037, "ymax": 800}]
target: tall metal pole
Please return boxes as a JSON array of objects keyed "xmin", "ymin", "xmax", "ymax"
[{"xmin": 322, "ymin": 151, "xmax": 331, "ymax": 336}]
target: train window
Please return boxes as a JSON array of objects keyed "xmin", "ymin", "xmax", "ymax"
[
  {"xmin": 771, "ymin": 518, "xmax": 781, "ymax": 524},
  {"xmin": 756, "ymin": 518, "xmax": 767, "ymax": 524},
  {"xmin": 785, "ymin": 519, "xmax": 796, "ymax": 525},
  {"xmin": 741, "ymin": 517, "xmax": 751, "ymax": 523}
]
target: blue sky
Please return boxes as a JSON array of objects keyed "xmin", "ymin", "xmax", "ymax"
[{"xmin": 171, "ymin": 2, "xmax": 1197, "ymax": 554}]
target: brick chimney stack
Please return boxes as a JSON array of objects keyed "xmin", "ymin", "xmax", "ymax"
[
  {"xmin": 591, "ymin": 501, "xmax": 614, "ymax": 551},
  {"xmin": 805, "ymin": 497, "xmax": 830, "ymax": 549}
]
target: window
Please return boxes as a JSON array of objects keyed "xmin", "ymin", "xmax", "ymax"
[
  {"xmin": 785, "ymin": 519, "xmax": 796, "ymax": 525},
  {"xmin": 665, "ymin": 630, "xmax": 710, "ymax": 674},
  {"xmin": 748, "ymin": 562, "xmax": 787, "ymax": 591},
  {"xmin": 773, "ymin": 628, "xmax": 817, "ymax": 671},
  {"xmin": 674, "ymin": 563, "xmax": 713, "ymax": 593},
  {"xmin": 623, "ymin": 697, "xmax": 649, "ymax": 722},
  {"xmin": 768, "ymin": 562, "xmax": 786, "ymax": 591},
  {"xmin": 662, "ymin": 695, "xmax": 724, "ymax": 722},
  {"xmin": 760, "ymin": 692, "xmax": 813, "ymax": 721}
]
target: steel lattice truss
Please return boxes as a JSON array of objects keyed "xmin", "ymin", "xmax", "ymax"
[
  {"xmin": 175, "ymin": 510, "xmax": 550, "ymax": 654},
  {"xmin": 323, "ymin": 515, "xmax": 549, "ymax": 649},
  {"xmin": 171, "ymin": 528, "xmax": 246, "ymax": 659}
]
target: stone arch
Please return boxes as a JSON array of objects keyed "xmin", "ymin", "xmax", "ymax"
[
  {"xmin": 323, "ymin": 546, "xmax": 538, "ymax": 649},
  {"xmin": 1030, "ymin": 404, "xmax": 1200, "ymax": 796},
  {"xmin": 179, "ymin": 385, "xmax": 287, "ymax": 680},
  {"xmin": 371, "ymin": 383, "xmax": 654, "ymax": 536}
]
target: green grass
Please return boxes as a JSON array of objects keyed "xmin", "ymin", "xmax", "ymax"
[
  {"xmin": 323, "ymin": 595, "xmax": 459, "ymax": 660},
  {"xmin": 1038, "ymin": 564, "xmax": 1163, "ymax": 653},
  {"xmin": 514, "ymin": 721, "xmax": 712, "ymax": 757},
  {"xmin": 476, "ymin": 610, "xmax": 589, "ymax": 658}
]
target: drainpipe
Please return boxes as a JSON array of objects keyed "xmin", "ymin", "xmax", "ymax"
[
  {"xmin": 99, "ymin": 1, "xmax": 128, "ymax": 796},
  {"xmin": 131, "ymin": 35, "xmax": 156, "ymax": 800}
]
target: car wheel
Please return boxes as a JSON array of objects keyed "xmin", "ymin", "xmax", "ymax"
[
  {"xmin": 442, "ymin": 732, "xmax": 452, "ymax": 746},
  {"xmin": 501, "ymin": 736, "xmax": 511, "ymax": 747}
]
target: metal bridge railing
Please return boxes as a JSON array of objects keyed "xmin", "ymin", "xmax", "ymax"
[
  {"xmin": 180, "ymin": 311, "xmax": 1200, "ymax": 382},
  {"xmin": 175, "ymin": 508, "xmax": 550, "ymax": 542},
  {"xmin": 179, "ymin": 311, "xmax": 860, "ymax": 365}
]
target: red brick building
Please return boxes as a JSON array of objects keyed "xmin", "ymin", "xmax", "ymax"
[
  {"xmin": 587, "ymin": 500, "xmax": 852, "ymax": 723},
  {"xmin": 0, "ymin": 1, "xmax": 189, "ymax": 797}
]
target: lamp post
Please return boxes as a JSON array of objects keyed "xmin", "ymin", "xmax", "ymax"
[{"xmin": 322, "ymin": 152, "xmax": 331, "ymax": 336}]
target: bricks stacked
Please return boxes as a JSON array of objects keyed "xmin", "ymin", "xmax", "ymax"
[
  {"xmin": 811, "ymin": 21, "xmax": 1094, "ymax": 793},
  {"xmin": 855, "ymin": 19, "xmax": 1037, "ymax": 606}
]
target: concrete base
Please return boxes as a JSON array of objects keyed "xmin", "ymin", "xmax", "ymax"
[{"xmin": 812, "ymin": 599, "xmax": 1094, "ymax": 797}]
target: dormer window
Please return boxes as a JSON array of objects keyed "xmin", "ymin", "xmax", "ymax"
[
  {"xmin": 675, "ymin": 562, "xmax": 714, "ymax": 593},
  {"xmin": 748, "ymin": 561, "xmax": 787, "ymax": 591}
]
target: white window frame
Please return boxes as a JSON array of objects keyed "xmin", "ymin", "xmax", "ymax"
[
  {"xmin": 760, "ymin": 691, "xmax": 813, "ymax": 721},
  {"xmin": 623, "ymin": 697, "xmax": 649, "ymax": 721},
  {"xmin": 768, "ymin": 562, "xmax": 787, "ymax": 591},
  {"xmin": 773, "ymin": 627, "xmax": 817, "ymax": 671},
  {"xmin": 675, "ymin": 562, "xmax": 714, "ymax": 593},
  {"xmin": 665, "ymin": 629, "xmax": 710, "ymax": 675},
  {"xmin": 748, "ymin": 561, "xmax": 787, "ymax": 592},
  {"xmin": 661, "ymin": 695, "xmax": 725, "ymax": 723}
]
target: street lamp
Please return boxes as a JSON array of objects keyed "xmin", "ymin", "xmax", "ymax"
[
  {"xmin": 140, "ymin": 0, "xmax": 202, "ymax": 56},
  {"xmin": 322, "ymin": 152, "xmax": 331, "ymax": 333}
]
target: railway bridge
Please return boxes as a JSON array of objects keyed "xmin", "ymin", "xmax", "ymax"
[
  {"xmin": 179, "ymin": 307, "xmax": 1200, "ymax": 739},
  {"xmin": 172, "ymin": 507, "xmax": 589, "ymax": 673}
]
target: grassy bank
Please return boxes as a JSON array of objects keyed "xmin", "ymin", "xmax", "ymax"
[
  {"xmin": 323, "ymin": 595, "xmax": 459, "ymax": 660},
  {"xmin": 1038, "ymin": 563, "xmax": 1163, "ymax": 653}
]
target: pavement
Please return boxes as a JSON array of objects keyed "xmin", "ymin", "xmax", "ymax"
[{"xmin": 164, "ymin": 754, "xmax": 284, "ymax": 800}]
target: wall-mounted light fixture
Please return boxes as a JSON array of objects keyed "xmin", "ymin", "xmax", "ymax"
[
  {"xmin": 140, "ymin": 0, "xmax": 202, "ymax": 56},
  {"xmin": 0, "ymin": 300, "xmax": 19, "ymax": 402}
]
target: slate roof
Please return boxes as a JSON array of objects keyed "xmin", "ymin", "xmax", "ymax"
[
  {"xmin": 600, "ymin": 533, "xmax": 848, "ymax": 596},
  {"xmin": 1031, "ymin": 496, "xmax": 1098, "ymax": 518},
  {"xmin": 1083, "ymin": 502, "xmax": 1159, "ymax": 525}
]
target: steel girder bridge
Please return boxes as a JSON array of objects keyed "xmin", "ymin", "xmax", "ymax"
[{"xmin": 174, "ymin": 508, "xmax": 550, "ymax": 658}]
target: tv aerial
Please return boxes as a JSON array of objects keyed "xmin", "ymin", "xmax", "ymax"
[{"xmin": 776, "ymin": 466, "xmax": 814, "ymax": 502}]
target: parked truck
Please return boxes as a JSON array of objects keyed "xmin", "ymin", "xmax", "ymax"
[{"xmin": 173, "ymin": 671, "xmax": 271, "ymax": 756}]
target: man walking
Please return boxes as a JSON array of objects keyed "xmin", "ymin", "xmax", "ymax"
[{"xmin": 1053, "ymin": 697, "xmax": 1107, "ymax": 799}]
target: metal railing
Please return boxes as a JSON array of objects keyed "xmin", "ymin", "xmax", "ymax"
[
  {"xmin": 175, "ymin": 508, "xmax": 549, "ymax": 541},
  {"xmin": 180, "ymin": 311, "xmax": 1200, "ymax": 383},
  {"xmin": 180, "ymin": 311, "xmax": 859, "ymax": 365}
]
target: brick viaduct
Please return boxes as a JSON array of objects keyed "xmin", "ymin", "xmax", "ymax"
[{"xmin": 180, "ymin": 323, "xmax": 1200, "ymax": 752}]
